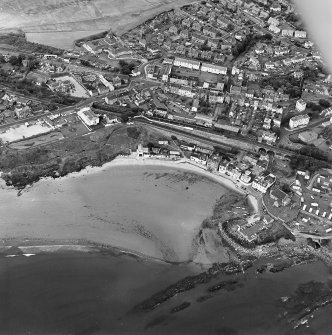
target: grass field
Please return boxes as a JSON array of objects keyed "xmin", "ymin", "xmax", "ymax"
[{"xmin": 0, "ymin": 0, "xmax": 197, "ymax": 49}]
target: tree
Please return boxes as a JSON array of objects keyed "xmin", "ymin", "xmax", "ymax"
[
  {"xmin": 282, "ymin": 184, "xmax": 291, "ymax": 193},
  {"xmin": 119, "ymin": 60, "xmax": 136, "ymax": 75},
  {"xmin": 319, "ymin": 99, "xmax": 331, "ymax": 108}
]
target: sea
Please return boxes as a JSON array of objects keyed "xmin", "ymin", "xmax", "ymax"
[
  {"xmin": 0, "ymin": 165, "xmax": 332, "ymax": 334},
  {"xmin": 0, "ymin": 253, "xmax": 332, "ymax": 335}
]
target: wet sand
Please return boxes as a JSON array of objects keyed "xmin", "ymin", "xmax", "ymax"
[{"xmin": 0, "ymin": 158, "xmax": 236, "ymax": 263}]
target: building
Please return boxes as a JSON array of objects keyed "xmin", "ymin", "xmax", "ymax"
[
  {"xmin": 270, "ymin": 2, "xmax": 281, "ymax": 12},
  {"xmin": 191, "ymin": 32, "xmax": 207, "ymax": 44},
  {"xmin": 174, "ymin": 57, "xmax": 201, "ymax": 70},
  {"xmin": 262, "ymin": 131, "xmax": 277, "ymax": 144},
  {"xmin": 201, "ymin": 63, "xmax": 227, "ymax": 75},
  {"xmin": 180, "ymin": 30, "xmax": 189, "ymax": 39},
  {"xmin": 296, "ymin": 99, "xmax": 307, "ymax": 112},
  {"xmin": 217, "ymin": 17, "xmax": 229, "ymax": 28},
  {"xmin": 77, "ymin": 107, "xmax": 99, "ymax": 127},
  {"xmin": 281, "ymin": 29, "xmax": 294, "ymax": 37},
  {"xmin": 269, "ymin": 187, "xmax": 291, "ymax": 207},
  {"xmin": 169, "ymin": 25, "xmax": 179, "ymax": 34},
  {"xmin": 203, "ymin": 27, "xmax": 218, "ymax": 38},
  {"xmin": 192, "ymin": 21, "xmax": 202, "ymax": 32},
  {"xmin": 294, "ymin": 30, "xmax": 307, "ymax": 38},
  {"xmin": 161, "ymin": 64, "xmax": 173, "ymax": 82},
  {"xmin": 98, "ymin": 75, "xmax": 114, "ymax": 91},
  {"xmin": 252, "ymin": 174, "xmax": 276, "ymax": 193},
  {"xmin": 289, "ymin": 114, "xmax": 310, "ymax": 129},
  {"xmin": 267, "ymin": 17, "xmax": 279, "ymax": 26},
  {"xmin": 269, "ymin": 25, "xmax": 281, "ymax": 34}
]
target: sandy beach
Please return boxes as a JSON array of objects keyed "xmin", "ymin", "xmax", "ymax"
[{"xmin": 0, "ymin": 156, "xmax": 255, "ymax": 264}]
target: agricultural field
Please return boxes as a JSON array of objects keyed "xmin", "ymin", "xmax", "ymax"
[{"xmin": 0, "ymin": 0, "xmax": 197, "ymax": 49}]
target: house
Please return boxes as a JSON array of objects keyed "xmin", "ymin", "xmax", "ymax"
[
  {"xmin": 77, "ymin": 107, "xmax": 99, "ymax": 126},
  {"xmin": 191, "ymin": 32, "xmax": 207, "ymax": 44},
  {"xmin": 281, "ymin": 29, "xmax": 294, "ymax": 37},
  {"xmin": 270, "ymin": 187, "xmax": 291, "ymax": 207},
  {"xmin": 169, "ymin": 150, "xmax": 181, "ymax": 158},
  {"xmin": 262, "ymin": 131, "xmax": 277, "ymax": 144},
  {"xmin": 161, "ymin": 64, "xmax": 172, "ymax": 82},
  {"xmin": 138, "ymin": 38, "xmax": 147, "ymax": 48},
  {"xmin": 164, "ymin": 40, "xmax": 172, "ymax": 51},
  {"xmin": 203, "ymin": 27, "xmax": 218, "ymax": 38},
  {"xmin": 201, "ymin": 50, "xmax": 213, "ymax": 60},
  {"xmin": 169, "ymin": 76, "xmax": 189, "ymax": 86},
  {"xmin": 274, "ymin": 47, "xmax": 289, "ymax": 56},
  {"xmin": 296, "ymin": 99, "xmax": 307, "ymax": 112},
  {"xmin": 267, "ymin": 17, "xmax": 279, "ymax": 26},
  {"xmin": 191, "ymin": 98, "xmax": 199, "ymax": 112},
  {"xmin": 207, "ymin": 38, "xmax": 219, "ymax": 49},
  {"xmin": 259, "ymin": 10, "xmax": 269, "ymax": 19},
  {"xmin": 294, "ymin": 30, "xmax": 307, "ymax": 38},
  {"xmin": 270, "ymin": 2, "xmax": 281, "ymax": 12},
  {"xmin": 217, "ymin": 17, "xmax": 229, "ymax": 28},
  {"xmin": 265, "ymin": 61, "xmax": 275, "ymax": 70},
  {"xmin": 252, "ymin": 174, "xmax": 276, "ymax": 193},
  {"xmin": 180, "ymin": 30, "xmax": 189, "ymax": 39},
  {"xmin": 188, "ymin": 48, "xmax": 200, "ymax": 59},
  {"xmin": 209, "ymin": 91, "xmax": 224, "ymax": 104},
  {"xmin": 192, "ymin": 21, "xmax": 202, "ymax": 32},
  {"xmin": 230, "ymin": 85, "xmax": 242, "ymax": 95},
  {"xmin": 15, "ymin": 106, "xmax": 30, "ymax": 119},
  {"xmin": 194, "ymin": 113, "xmax": 213, "ymax": 127},
  {"xmin": 112, "ymin": 76, "xmax": 122, "ymax": 88},
  {"xmin": 175, "ymin": 44, "xmax": 186, "ymax": 55},
  {"xmin": 269, "ymin": 25, "xmax": 281, "ymax": 34},
  {"xmin": 174, "ymin": 57, "xmax": 201, "ymax": 70},
  {"xmin": 289, "ymin": 114, "xmax": 310, "ymax": 129},
  {"xmin": 190, "ymin": 153, "xmax": 208, "ymax": 165},
  {"xmin": 182, "ymin": 18, "xmax": 192, "ymax": 27},
  {"xmin": 240, "ymin": 171, "xmax": 252, "ymax": 184},
  {"xmin": 169, "ymin": 25, "xmax": 179, "ymax": 34}
]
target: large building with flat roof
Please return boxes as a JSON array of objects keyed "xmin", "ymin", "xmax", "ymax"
[{"xmin": 78, "ymin": 107, "xmax": 99, "ymax": 127}]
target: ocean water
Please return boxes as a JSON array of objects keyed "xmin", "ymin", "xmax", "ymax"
[{"xmin": 0, "ymin": 253, "xmax": 331, "ymax": 335}]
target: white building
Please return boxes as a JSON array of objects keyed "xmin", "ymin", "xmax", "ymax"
[
  {"xmin": 289, "ymin": 114, "xmax": 310, "ymax": 129},
  {"xmin": 281, "ymin": 29, "xmax": 294, "ymax": 37},
  {"xmin": 267, "ymin": 17, "xmax": 279, "ymax": 26},
  {"xmin": 294, "ymin": 30, "xmax": 307, "ymax": 38},
  {"xmin": 98, "ymin": 75, "xmax": 114, "ymax": 91},
  {"xmin": 262, "ymin": 131, "xmax": 277, "ymax": 144},
  {"xmin": 252, "ymin": 174, "xmax": 276, "ymax": 193},
  {"xmin": 269, "ymin": 25, "xmax": 281, "ymax": 34},
  {"xmin": 178, "ymin": 86, "xmax": 196, "ymax": 98},
  {"xmin": 296, "ymin": 99, "xmax": 307, "ymax": 112},
  {"xmin": 174, "ymin": 57, "xmax": 201, "ymax": 70},
  {"xmin": 77, "ymin": 107, "xmax": 99, "ymax": 127},
  {"xmin": 82, "ymin": 43, "xmax": 95, "ymax": 54},
  {"xmin": 201, "ymin": 63, "xmax": 227, "ymax": 75}
]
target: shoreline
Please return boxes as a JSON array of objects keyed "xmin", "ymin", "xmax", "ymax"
[
  {"xmin": 0, "ymin": 239, "xmax": 206, "ymax": 271},
  {"xmin": 0, "ymin": 155, "xmax": 259, "ymax": 265}
]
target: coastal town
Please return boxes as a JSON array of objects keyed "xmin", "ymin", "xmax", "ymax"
[
  {"xmin": 1, "ymin": 0, "xmax": 332, "ymax": 333},
  {"xmin": 0, "ymin": 0, "xmax": 331, "ymax": 252},
  {"xmin": 0, "ymin": 1, "xmax": 331, "ymax": 256}
]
